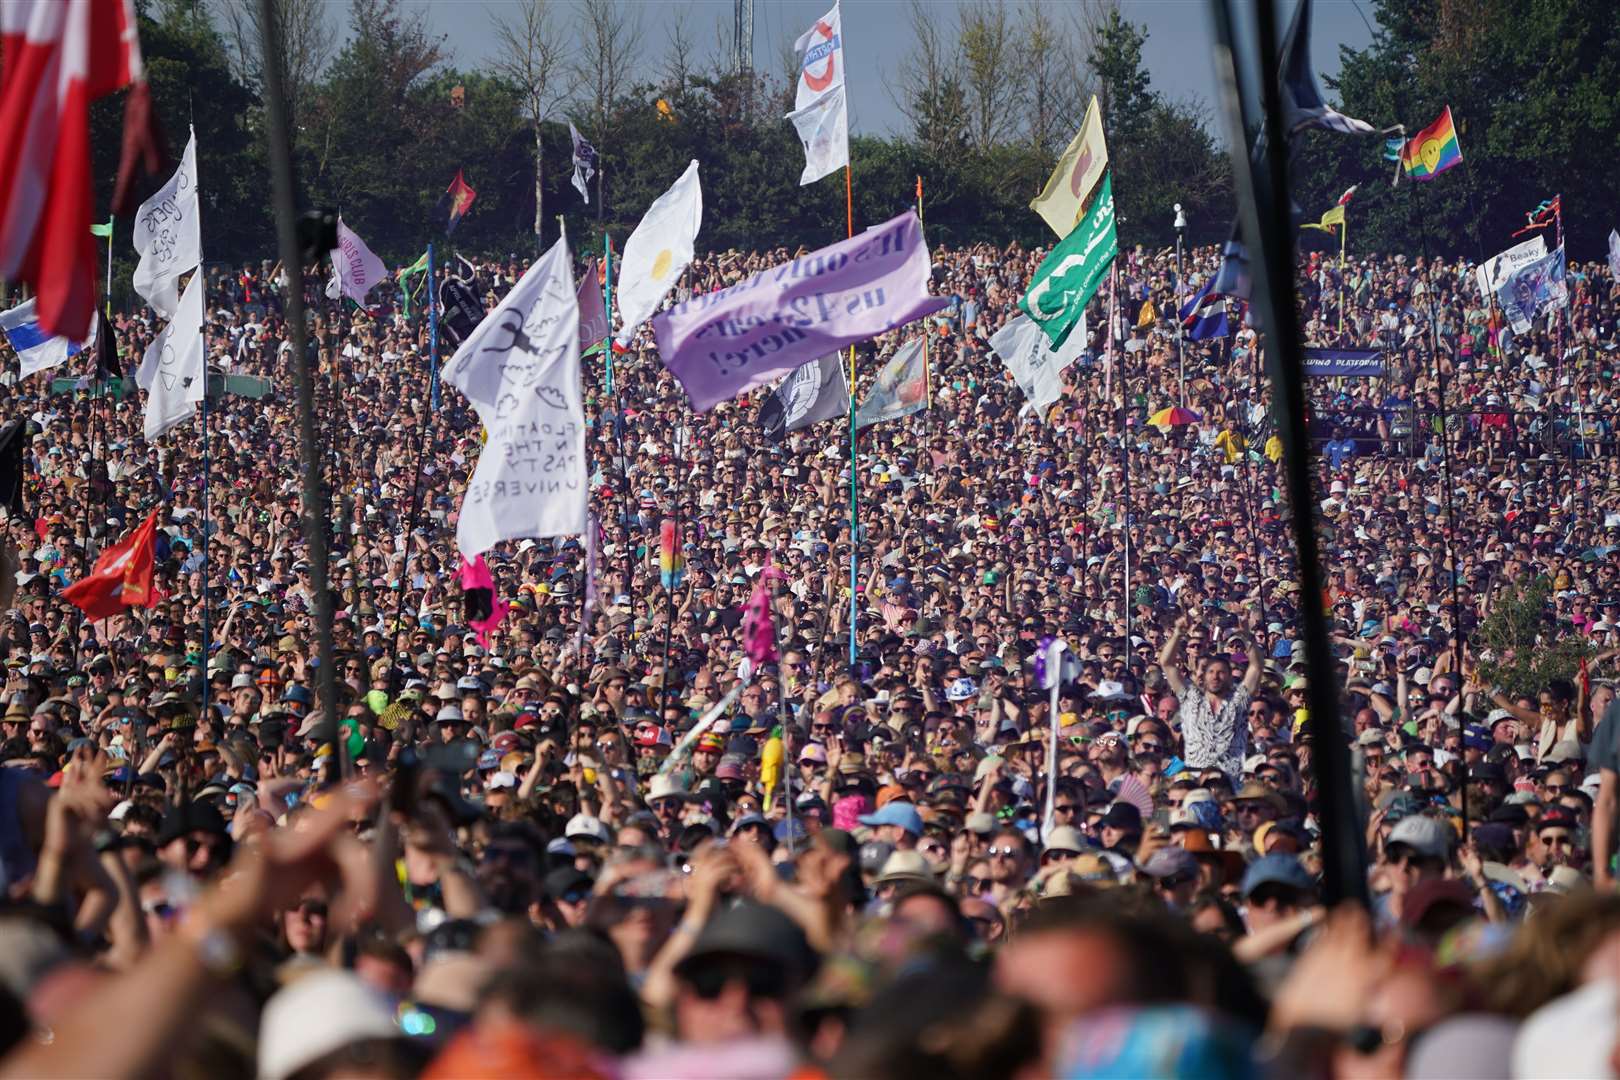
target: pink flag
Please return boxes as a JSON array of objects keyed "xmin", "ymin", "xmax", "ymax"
[
  {"xmin": 741, "ymin": 562, "xmax": 786, "ymax": 665},
  {"xmin": 457, "ymin": 554, "xmax": 509, "ymax": 649}
]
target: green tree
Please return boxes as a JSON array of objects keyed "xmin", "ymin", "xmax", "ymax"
[
  {"xmin": 1475, "ymin": 576, "xmax": 1592, "ymax": 699},
  {"xmin": 298, "ymin": 0, "xmax": 446, "ymax": 240},
  {"xmin": 91, "ymin": 0, "xmax": 265, "ymax": 296},
  {"xmin": 1083, "ymin": 9, "xmax": 1231, "ymax": 248},
  {"xmin": 1297, "ymin": 0, "xmax": 1620, "ymax": 262}
]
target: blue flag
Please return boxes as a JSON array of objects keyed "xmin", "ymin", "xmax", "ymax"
[{"xmin": 1179, "ymin": 278, "xmax": 1231, "ymax": 341}]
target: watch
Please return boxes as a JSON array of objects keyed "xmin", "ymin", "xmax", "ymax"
[{"xmin": 182, "ymin": 918, "xmax": 244, "ymax": 979}]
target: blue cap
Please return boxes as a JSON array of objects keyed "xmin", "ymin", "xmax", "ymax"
[
  {"xmin": 1240, "ymin": 853, "xmax": 1314, "ymax": 898},
  {"xmin": 1463, "ymin": 725, "xmax": 1492, "ymax": 751},
  {"xmin": 857, "ymin": 801, "xmax": 924, "ymax": 836}
]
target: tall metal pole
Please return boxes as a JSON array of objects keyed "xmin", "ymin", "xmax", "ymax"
[
  {"xmin": 256, "ymin": 0, "xmax": 338, "ymax": 765},
  {"xmin": 1174, "ymin": 207, "xmax": 1187, "ymax": 406},
  {"xmin": 1209, "ymin": 0, "xmax": 1367, "ymax": 905}
]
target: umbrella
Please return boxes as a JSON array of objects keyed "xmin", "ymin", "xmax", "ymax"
[{"xmin": 1148, "ymin": 406, "xmax": 1203, "ymax": 430}]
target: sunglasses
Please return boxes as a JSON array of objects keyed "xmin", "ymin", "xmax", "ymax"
[
  {"xmin": 684, "ymin": 960, "xmax": 787, "ymax": 1001},
  {"xmin": 987, "ymin": 846, "xmax": 1021, "ymax": 858}
]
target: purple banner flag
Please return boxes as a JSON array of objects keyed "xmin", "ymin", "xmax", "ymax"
[{"xmin": 651, "ymin": 211, "xmax": 946, "ymax": 412}]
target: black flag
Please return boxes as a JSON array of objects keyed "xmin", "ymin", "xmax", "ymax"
[
  {"xmin": 94, "ymin": 311, "xmax": 120, "ymax": 380},
  {"xmin": 0, "ymin": 418, "xmax": 27, "ymax": 518},
  {"xmin": 438, "ymin": 278, "xmax": 482, "ymax": 350},
  {"xmin": 760, "ymin": 355, "xmax": 849, "ymax": 443}
]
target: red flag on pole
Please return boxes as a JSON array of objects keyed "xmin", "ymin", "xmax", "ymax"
[
  {"xmin": 62, "ymin": 509, "xmax": 159, "ymax": 620},
  {"xmin": 442, "ymin": 169, "xmax": 477, "ymax": 235},
  {"xmin": 0, "ymin": 0, "xmax": 148, "ymax": 340}
]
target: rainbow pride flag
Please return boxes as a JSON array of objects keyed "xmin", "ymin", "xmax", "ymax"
[
  {"xmin": 1400, "ymin": 107, "xmax": 1463, "ymax": 182},
  {"xmin": 659, "ymin": 519, "xmax": 684, "ymax": 589}
]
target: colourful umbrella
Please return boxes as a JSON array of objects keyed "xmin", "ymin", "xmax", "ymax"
[{"xmin": 1148, "ymin": 406, "xmax": 1203, "ymax": 430}]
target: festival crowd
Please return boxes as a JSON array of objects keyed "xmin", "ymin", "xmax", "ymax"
[{"xmin": 0, "ymin": 226, "xmax": 1614, "ymax": 1079}]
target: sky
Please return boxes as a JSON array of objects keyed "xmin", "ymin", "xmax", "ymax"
[{"xmin": 403, "ymin": 0, "xmax": 1378, "ymax": 137}]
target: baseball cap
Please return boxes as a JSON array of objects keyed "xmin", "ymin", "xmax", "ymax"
[
  {"xmin": 1240, "ymin": 853, "xmax": 1314, "ymax": 898},
  {"xmin": 856, "ymin": 801, "xmax": 924, "ymax": 836},
  {"xmin": 1386, "ymin": 814, "xmax": 1452, "ymax": 860}
]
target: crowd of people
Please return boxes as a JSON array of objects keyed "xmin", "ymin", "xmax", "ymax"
[{"xmin": 0, "ymin": 221, "xmax": 1613, "ymax": 1079}]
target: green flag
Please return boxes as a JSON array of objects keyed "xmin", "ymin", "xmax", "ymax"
[
  {"xmin": 396, "ymin": 250, "xmax": 429, "ymax": 316},
  {"xmin": 89, "ymin": 217, "xmax": 113, "ymax": 238},
  {"xmin": 1019, "ymin": 171, "xmax": 1118, "ymax": 347}
]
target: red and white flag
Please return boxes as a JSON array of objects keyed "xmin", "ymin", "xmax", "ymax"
[
  {"xmin": 1337, "ymin": 185, "xmax": 1359, "ymax": 206},
  {"xmin": 0, "ymin": 0, "xmax": 145, "ymax": 341},
  {"xmin": 62, "ymin": 509, "xmax": 159, "ymax": 620}
]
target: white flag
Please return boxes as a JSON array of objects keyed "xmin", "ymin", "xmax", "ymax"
[
  {"xmin": 0, "ymin": 299, "xmax": 96, "ymax": 379},
  {"xmin": 443, "ymin": 231, "xmax": 586, "ymax": 557},
  {"xmin": 990, "ymin": 314, "xmax": 1085, "ymax": 422},
  {"xmin": 132, "ymin": 127, "xmax": 202, "ymax": 320},
  {"xmin": 786, "ymin": 83, "xmax": 849, "ymax": 186},
  {"xmin": 793, "ymin": 3, "xmax": 844, "ymax": 111},
  {"xmin": 1608, "ymin": 230, "xmax": 1620, "ymax": 285},
  {"xmin": 614, "ymin": 159, "xmax": 701, "ymax": 346},
  {"xmin": 325, "ymin": 218, "xmax": 388, "ymax": 304},
  {"xmin": 1476, "ymin": 236, "xmax": 1546, "ymax": 299},
  {"xmin": 138, "ymin": 273, "xmax": 206, "ymax": 441}
]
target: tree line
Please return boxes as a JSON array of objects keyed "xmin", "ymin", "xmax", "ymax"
[{"xmin": 87, "ymin": 0, "xmax": 1619, "ymax": 312}]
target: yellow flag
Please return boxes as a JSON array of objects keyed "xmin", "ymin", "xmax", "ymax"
[
  {"xmin": 1302, "ymin": 205, "xmax": 1346, "ymax": 233},
  {"xmin": 1137, "ymin": 299, "xmax": 1157, "ymax": 328},
  {"xmin": 1030, "ymin": 95, "xmax": 1109, "ymax": 238}
]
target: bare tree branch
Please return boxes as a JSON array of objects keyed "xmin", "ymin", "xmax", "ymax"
[
  {"xmin": 958, "ymin": 0, "xmax": 1023, "ymax": 151},
  {"xmin": 212, "ymin": 0, "xmax": 332, "ymax": 132},
  {"xmin": 889, "ymin": 0, "xmax": 968, "ymax": 156},
  {"xmin": 1019, "ymin": 0, "xmax": 1083, "ymax": 156},
  {"xmin": 492, "ymin": 0, "xmax": 570, "ymax": 242}
]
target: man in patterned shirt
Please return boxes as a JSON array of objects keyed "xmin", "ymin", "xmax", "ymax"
[{"xmin": 1158, "ymin": 614, "xmax": 1264, "ymax": 782}]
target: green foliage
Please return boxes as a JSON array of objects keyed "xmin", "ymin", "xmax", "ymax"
[
  {"xmin": 88, "ymin": 0, "xmax": 1233, "ymax": 273},
  {"xmin": 1474, "ymin": 576, "xmax": 1592, "ymax": 699},
  {"xmin": 1296, "ymin": 0, "xmax": 1620, "ymax": 262},
  {"xmin": 1088, "ymin": 11, "xmax": 1231, "ymax": 248}
]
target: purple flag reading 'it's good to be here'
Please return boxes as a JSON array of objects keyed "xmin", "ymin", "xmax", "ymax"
[{"xmin": 651, "ymin": 210, "xmax": 947, "ymax": 412}]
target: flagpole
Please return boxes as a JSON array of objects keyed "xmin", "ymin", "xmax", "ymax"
[
  {"xmin": 256, "ymin": 0, "xmax": 340, "ymax": 773},
  {"xmin": 1338, "ymin": 209, "xmax": 1347, "ymax": 336},
  {"xmin": 104, "ymin": 226, "xmax": 113, "ymax": 321},
  {"xmin": 199, "ymin": 335, "xmax": 211, "ymax": 722},
  {"xmin": 846, "ymin": 163, "xmax": 858, "ymax": 669},
  {"xmin": 428, "ymin": 243, "xmax": 440, "ymax": 411},
  {"xmin": 916, "ymin": 175, "xmax": 930, "ymax": 409},
  {"xmin": 603, "ymin": 233, "xmax": 614, "ymax": 396},
  {"xmin": 1408, "ymin": 173, "xmax": 1467, "ymax": 835},
  {"xmin": 1112, "ymin": 265, "xmax": 1132, "ymax": 650},
  {"xmin": 1209, "ymin": 0, "xmax": 1365, "ymax": 905}
]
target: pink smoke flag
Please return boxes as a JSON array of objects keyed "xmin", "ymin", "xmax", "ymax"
[
  {"xmin": 457, "ymin": 554, "xmax": 509, "ymax": 649},
  {"xmin": 741, "ymin": 562, "xmax": 787, "ymax": 665}
]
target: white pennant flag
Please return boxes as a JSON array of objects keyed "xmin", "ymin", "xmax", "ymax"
[
  {"xmin": 138, "ymin": 272, "xmax": 206, "ymax": 441},
  {"xmin": 614, "ymin": 160, "xmax": 701, "ymax": 346},
  {"xmin": 793, "ymin": 3, "xmax": 844, "ymax": 111},
  {"xmin": 786, "ymin": 83, "xmax": 849, "ymax": 186},
  {"xmin": 990, "ymin": 314, "xmax": 1085, "ymax": 422},
  {"xmin": 325, "ymin": 218, "xmax": 388, "ymax": 304},
  {"xmin": 132, "ymin": 127, "xmax": 202, "ymax": 320},
  {"xmin": 443, "ymin": 231, "xmax": 586, "ymax": 557}
]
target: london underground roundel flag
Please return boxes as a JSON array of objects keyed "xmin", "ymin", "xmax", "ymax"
[{"xmin": 793, "ymin": 3, "xmax": 843, "ymax": 111}]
